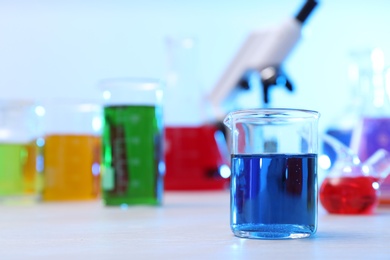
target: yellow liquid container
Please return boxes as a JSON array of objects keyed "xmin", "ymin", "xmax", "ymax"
[
  {"xmin": 23, "ymin": 140, "xmax": 38, "ymax": 194},
  {"xmin": 42, "ymin": 134, "xmax": 101, "ymax": 201},
  {"xmin": 36, "ymin": 99, "xmax": 102, "ymax": 202}
]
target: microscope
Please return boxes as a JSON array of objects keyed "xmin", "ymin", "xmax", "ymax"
[{"xmin": 209, "ymin": 0, "xmax": 319, "ymax": 121}]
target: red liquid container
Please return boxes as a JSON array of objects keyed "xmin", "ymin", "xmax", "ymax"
[
  {"xmin": 164, "ymin": 125, "xmax": 230, "ymax": 190},
  {"xmin": 352, "ymin": 117, "xmax": 390, "ymax": 204},
  {"xmin": 319, "ymin": 176, "xmax": 379, "ymax": 215},
  {"xmin": 320, "ymin": 135, "xmax": 390, "ymax": 215}
]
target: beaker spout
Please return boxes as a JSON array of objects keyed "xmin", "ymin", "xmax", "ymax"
[{"xmin": 223, "ymin": 114, "xmax": 232, "ymax": 130}]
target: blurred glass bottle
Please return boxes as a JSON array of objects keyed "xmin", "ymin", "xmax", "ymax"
[
  {"xmin": 163, "ymin": 35, "xmax": 230, "ymax": 190},
  {"xmin": 349, "ymin": 48, "xmax": 390, "ymax": 204},
  {"xmin": 0, "ymin": 100, "xmax": 39, "ymax": 203},
  {"xmin": 37, "ymin": 99, "xmax": 102, "ymax": 201},
  {"xmin": 322, "ymin": 49, "xmax": 369, "ymax": 171}
]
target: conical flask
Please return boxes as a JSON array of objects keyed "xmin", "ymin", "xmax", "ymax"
[
  {"xmin": 320, "ymin": 134, "xmax": 390, "ymax": 214},
  {"xmin": 349, "ymin": 48, "xmax": 390, "ymax": 204},
  {"xmin": 163, "ymin": 36, "xmax": 230, "ymax": 190}
]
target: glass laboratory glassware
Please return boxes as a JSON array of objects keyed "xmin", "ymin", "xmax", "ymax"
[
  {"xmin": 322, "ymin": 49, "xmax": 367, "ymax": 171},
  {"xmin": 224, "ymin": 108, "xmax": 319, "ymax": 239},
  {"xmin": 37, "ymin": 99, "xmax": 102, "ymax": 201},
  {"xmin": 349, "ymin": 48, "xmax": 390, "ymax": 204},
  {"xmin": 99, "ymin": 78, "xmax": 164, "ymax": 206},
  {"xmin": 164, "ymin": 35, "xmax": 230, "ymax": 190},
  {"xmin": 320, "ymin": 134, "xmax": 390, "ymax": 215},
  {"xmin": 0, "ymin": 100, "xmax": 39, "ymax": 202}
]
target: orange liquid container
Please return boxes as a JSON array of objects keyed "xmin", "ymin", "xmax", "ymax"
[
  {"xmin": 23, "ymin": 140, "xmax": 38, "ymax": 194},
  {"xmin": 42, "ymin": 134, "xmax": 101, "ymax": 201}
]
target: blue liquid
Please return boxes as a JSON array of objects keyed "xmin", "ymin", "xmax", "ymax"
[{"xmin": 230, "ymin": 153, "xmax": 318, "ymax": 239}]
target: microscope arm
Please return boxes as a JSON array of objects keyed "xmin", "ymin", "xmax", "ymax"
[{"xmin": 208, "ymin": 0, "xmax": 318, "ymax": 121}]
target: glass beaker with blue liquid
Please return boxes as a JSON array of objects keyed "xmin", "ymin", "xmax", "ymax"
[{"xmin": 224, "ymin": 108, "xmax": 320, "ymax": 239}]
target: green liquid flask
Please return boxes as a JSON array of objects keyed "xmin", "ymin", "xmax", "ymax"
[{"xmin": 99, "ymin": 79, "xmax": 164, "ymax": 206}]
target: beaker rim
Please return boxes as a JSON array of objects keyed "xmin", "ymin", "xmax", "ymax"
[
  {"xmin": 227, "ymin": 108, "xmax": 320, "ymax": 120},
  {"xmin": 97, "ymin": 77, "xmax": 162, "ymax": 91},
  {"xmin": 0, "ymin": 99, "xmax": 35, "ymax": 108}
]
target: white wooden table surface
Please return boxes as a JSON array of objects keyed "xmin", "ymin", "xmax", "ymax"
[{"xmin": 0, "ymin": 191, "xmax": 389, "ymax": 259}]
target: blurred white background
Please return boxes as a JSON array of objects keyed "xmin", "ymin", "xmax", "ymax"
[{"xmin": 1, "ymin": 0, "xmax": 390, "ymax": 132}]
